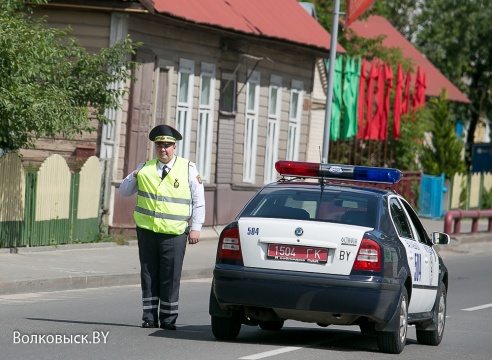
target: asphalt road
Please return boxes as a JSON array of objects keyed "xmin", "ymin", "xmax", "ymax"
[{"xmin": 1, "ymin": 246, "xmax": 491, "ymax": 360}]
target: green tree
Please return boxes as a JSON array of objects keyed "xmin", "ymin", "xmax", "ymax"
[
  {"xmin": 372, "ymin": 0, "xmax": 492, "ymax": 170},
  {"xmin": 391, "ymin": 110, "xmax": 430, "ymax": 171},
  {"xmin": 0, "ymin": 0, "xmax": 140, "ymax": 151},
  {"xmin": 420, "ymin": 91, "xmax": 466, "ymax": 178}
]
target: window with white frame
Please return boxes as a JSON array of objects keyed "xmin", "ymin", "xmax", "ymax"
[
  {"xmin": 286, "ymin": 80, "xmax": 304, "ymax": 161},
  {"xmin": 219, "ymin": 73, "xmax": 236, "ymax": 113},
  {"xmin": 264, "ymin": 74, "xmax": 282, "ymax": 183},
  {"xmin": 196, "ymin": 62, "xmax": 215, "ymax": 182},
  {"xmin": 176, "ymin": 59, "xmax": 195, "ymax": 159},
  {"xmin": 243, "ymin": 70, "xmax": 260, "ymax": 183}
]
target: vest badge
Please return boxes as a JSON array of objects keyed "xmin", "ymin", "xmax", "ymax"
[{"xmin": 174, "ymin": 178, "xmax": 179, "ymax": 188}]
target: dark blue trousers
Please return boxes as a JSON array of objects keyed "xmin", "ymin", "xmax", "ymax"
[{"xmin": 137, "ymin": 227, "xmax": 187, "ymax": 325}]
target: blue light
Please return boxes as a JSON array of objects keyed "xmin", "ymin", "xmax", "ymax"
[
  {"xmin": 276, "ymin": 161, "xmax": 402, "ymax": 184},
  {"xmin": 353, "ymin": 166, "xmax": 402, "ymax": 184}
]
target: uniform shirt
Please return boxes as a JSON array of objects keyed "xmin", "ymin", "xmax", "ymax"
[{"xmin": 119, "ymin": 156, "xmax": 205, "ymax": 231}]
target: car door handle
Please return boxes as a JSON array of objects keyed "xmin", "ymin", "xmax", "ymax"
[
  {"xmin": 408, "ymin": 255, "xmax": 414, "ymax": 260},
  {"xmin": 424, "ymin": 257, "xmax": 429, "ymax": 263}
]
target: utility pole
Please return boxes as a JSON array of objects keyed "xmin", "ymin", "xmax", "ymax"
[{"xmin": 321, "ymin": 0, "xmax": 341, "ymax": 163}]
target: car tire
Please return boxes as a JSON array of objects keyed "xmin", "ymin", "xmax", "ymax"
[
  {"xmin": 211, "ymin": 315, "xmax": 241, "ymax": 340},
  {"xmin": 376, "ymin": 287, "xmax": 408, "ymax": 354},
  {"xmin": 258, "ymin": 320, "xmax": 284, "ymax": 331},
  {"xmin": 416, "ymin": 281, "xmax": 446, "ymax": 346}
]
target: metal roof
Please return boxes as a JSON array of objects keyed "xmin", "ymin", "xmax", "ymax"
[
  {"xmin": 350, "ymin": 16, "xmax": 469, "ymax": 103},
  {"xmin": 151, "ymin": 0, "xmax": 345, "ymax": 54}
]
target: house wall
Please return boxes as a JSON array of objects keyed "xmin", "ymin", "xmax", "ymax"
[
  {"xmin": 307, "ymin": 59, "xmax": 328, "ymax": 162},
  {"xmin": 21, "ymin": 10, "xmax": 112, "ymax": 171},
  {"xmin": 24, "ymin": 8, "xmax": 323, "ymax": 231},
  {"xmin": 121, "ymin": 14, "xmax": 318, "ymax": 227}
]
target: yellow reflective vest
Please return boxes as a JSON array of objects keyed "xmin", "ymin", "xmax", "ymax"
[{"xmin": 133, "ymin": 157, "xmax": 191, "ymax": 235}]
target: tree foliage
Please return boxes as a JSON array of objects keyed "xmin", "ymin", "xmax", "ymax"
[
  {"xmin": 372, "ymin": 0, "xmax": 492, "ymax": 169},
  {"xmin": 392, "ymin": 110, "xmax": 431, "ymax": 171},
  {"xmin": 306, "ymin": 0, "xmax": 492, "ymax": 171},
  {"xmin": 419, "ymin": 91, "xmax": 466, "ymax": 178},
  {"xmin": 0, "ymin": 0, "xmax": 140, "ymax": 151}
]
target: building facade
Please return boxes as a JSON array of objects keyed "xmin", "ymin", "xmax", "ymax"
[{"xmin": 26, "ymin": 0, "xmax": 338, "ymax": 233}]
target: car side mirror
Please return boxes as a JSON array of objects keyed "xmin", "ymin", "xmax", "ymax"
[{"xmin": 432, "ymin": 232, "xmax": 450, "ymax": 245}]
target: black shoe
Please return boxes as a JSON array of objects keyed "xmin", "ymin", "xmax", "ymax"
[
  {"xmin": 160, "ymin": 323, "xmax": 177, "ymax": 330},
  {"xmin": 142, "ymin": 321, "xmax": 158, "ymax": 328}
]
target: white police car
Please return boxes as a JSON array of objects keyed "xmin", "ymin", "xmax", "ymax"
[{"xmin": 209, "ymin": 161, "xmax": 450, "ymax": 354}]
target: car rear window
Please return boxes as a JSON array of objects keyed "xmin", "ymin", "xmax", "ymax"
[{"xmin": 240, "ymin": 187, "xmax": 378, "ymax": 227}]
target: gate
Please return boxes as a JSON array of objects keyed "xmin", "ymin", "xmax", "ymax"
[{"xmin": 419, "ymin": 173, "xmax": 446, "ymax": 219}]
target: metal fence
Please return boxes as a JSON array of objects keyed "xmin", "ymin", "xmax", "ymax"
[{"xmin": 0, "ymin": 153, "xmax": 102, "ymax": 248}]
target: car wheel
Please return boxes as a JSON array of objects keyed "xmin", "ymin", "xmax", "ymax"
[
  {"xmin": 258, "ymin": 320, "xmax": 284, "ymax": 331},
  {"xmin": 211, "ymin": 315, "xmax": 241, "ymax": 340},
  {"xmin": 416, "ymin": 281, "xmax": 446, "ymax": 346},
  {"xmin": 376, "ymin": 287, "xmax": 408, "ymax": 354}
]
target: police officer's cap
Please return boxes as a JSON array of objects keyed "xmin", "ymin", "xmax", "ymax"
[{"xmin": 149, "ymin": 125, "xmax": 182, "ymax": 144}]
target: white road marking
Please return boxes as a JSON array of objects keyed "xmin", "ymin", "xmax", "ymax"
[
  {"xmin": 462, "ymin": 303, "xmax": 492, "ymax": 311},
  {"xmin": 238, "ymin": 339, "xmax": 329, "ymax": 360},
  {"xmin": 239, "ymin": 347, "xmax": 302, "ymax": 359}
]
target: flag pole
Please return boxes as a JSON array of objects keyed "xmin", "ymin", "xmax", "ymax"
[{"xmin": 321, "ymin": 0, "xmax": 341, "ymax": 163}]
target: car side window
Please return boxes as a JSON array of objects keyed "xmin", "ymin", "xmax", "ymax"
[
  {"xmin": 389, "ymin": 198, "xmax": 414, "ymax": 239},
  {"xmin": 400, "ymin": 199, "xmax": 430, "ymax": 245}
]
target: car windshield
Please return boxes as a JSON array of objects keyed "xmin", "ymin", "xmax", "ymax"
[{"xmin": 240, "ymin": 186, "xmax": 378, "ymax": 227}]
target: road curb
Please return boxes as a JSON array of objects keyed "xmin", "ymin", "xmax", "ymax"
[
  {"xmin": 3, "ymin": 236, "xmax": 218, "ymax": 254},
  {"xmin": 0, "ymin": 267, "xmax": 213, "ymax": 296},
  {"xmin": 453, "ymin": 233, "xmax": 492, "ymax": 244}
]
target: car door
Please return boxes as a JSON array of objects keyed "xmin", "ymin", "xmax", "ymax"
[
  {"xmin": 399, "ymin": 198, "xmax": 439, "ymax": 312},
  {"xmin": 388, "ymin": 196, "xmax": 425, "ymax": 313}
]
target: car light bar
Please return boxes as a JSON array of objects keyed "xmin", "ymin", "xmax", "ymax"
[{"xmin": 275, "ymin": 161, "xmax": 402, "ymax": 184}]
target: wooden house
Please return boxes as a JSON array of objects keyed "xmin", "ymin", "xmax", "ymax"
[{"xmin": 27, "ymin": 0, "xmax": 343, "ymax": 233}]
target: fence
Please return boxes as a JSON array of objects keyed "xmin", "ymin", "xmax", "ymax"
[
  {"xmin": 449, "ymin": 172, "xmax": 492, "ymax": 210},
  {"xmin": 0, "ymin": 153, "xmax": 102, "ymax": 248},
  {"xmin": 418, "ymin": 173, "xmax": 446, "ymax": 219}
]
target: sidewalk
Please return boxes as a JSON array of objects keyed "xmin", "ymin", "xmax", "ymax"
[{"xmin": 0, "ymin": 221, "xmax": 490, "ymax": 296}]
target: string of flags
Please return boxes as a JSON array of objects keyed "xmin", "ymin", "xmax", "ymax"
[{"xmin": 326, "ymin": 55, "xmax": 427, "ymax": 141}]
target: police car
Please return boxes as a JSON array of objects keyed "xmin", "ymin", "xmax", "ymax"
[{"xmin": 209, "ymin": 161, "xmax": 450, "ymax": 354}]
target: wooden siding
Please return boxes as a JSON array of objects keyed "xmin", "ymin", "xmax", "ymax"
[
  {"xmin": 306, "ymin": 109, "xmax": 326, "ymax": 163},
  {"xmin": 216, "ymin": 116, "xmax": 235, "ymax": 184},
  {"xmin": 127, "ymin": 16, "xmax": 222, "ymax": 184},
  {"xmin": 30, "ymin": 7, "xmax": 326, "ymax": 229},
  {"xmin": 307, "ymin": 60, "xmax": 327, "ymax": 162},
  {"xmin": 128, "ymin": 15, "xmax": 315, "ymax": 189}
]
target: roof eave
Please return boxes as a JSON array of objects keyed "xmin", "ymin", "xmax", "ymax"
[{"xmin": 155, "ymin": 12, "xmax": 339, "ymax": 57}]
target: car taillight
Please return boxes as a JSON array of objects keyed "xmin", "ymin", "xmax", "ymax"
[
  {"xmin": 217, "ymin": 225, "xmax": 243, "ymax": 265},
  {"xmin": 351, "ymin": 238, "xmax": 381, "ymax": 272}
]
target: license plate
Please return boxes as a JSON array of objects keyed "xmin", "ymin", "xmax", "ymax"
[{"xmin": 267, "ymin": 244, "xmax": 328, "ymax": 264}]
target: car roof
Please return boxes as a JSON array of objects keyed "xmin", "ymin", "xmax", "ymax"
[{"xmin": 264, "ymin": 180, "xmax": 397, "ymax": 197}]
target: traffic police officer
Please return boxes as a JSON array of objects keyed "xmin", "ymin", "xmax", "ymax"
[{"xmin": 119, "ymin": 125, "xmax": 205, "ymax": 330}]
